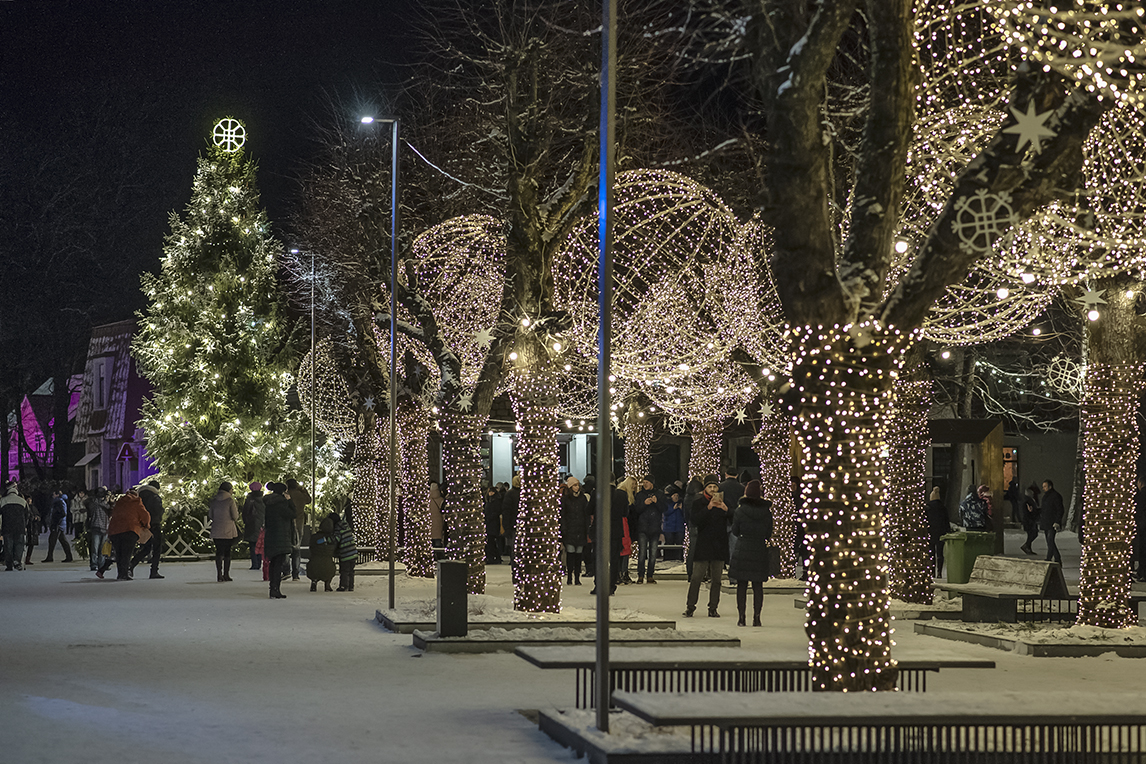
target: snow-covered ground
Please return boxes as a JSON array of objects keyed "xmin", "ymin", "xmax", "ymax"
[{"xmin": 2, "ymin": 528, "xmax": 1142, "ymax": 763}]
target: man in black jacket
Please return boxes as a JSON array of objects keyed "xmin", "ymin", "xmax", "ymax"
[
  {"xmin": 1040, "ymin": 479, "xmax": 1065, "ymax": 566},
  {"xmin": 42, "ymin": 490, "xmax": 74, "ymax": 563},
  {"xmin": 631, "ymin": 476, "xmax": 662, "ymax": 584},
  {"xmin": 683, "ymin": 475, "xmax": 730, "ymax": 618},
  {"xmin": 131, "ymin": 481, "xmax": 166, "ymax": 579}
]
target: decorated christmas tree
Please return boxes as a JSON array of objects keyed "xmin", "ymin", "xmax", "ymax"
[{"xmin": 134, "ymin": 118, "xmax": 308, "ymax": 509}]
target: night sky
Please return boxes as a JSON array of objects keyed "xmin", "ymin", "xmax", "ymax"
[{"xmin": 2, "ymin": 0, "xmax": 414, "ymax": 320}]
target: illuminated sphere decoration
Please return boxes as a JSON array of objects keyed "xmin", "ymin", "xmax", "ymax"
[
  {"xmin": 296, "ymin": 338, "xmax": 359, "ymax": 441},
  {"xmin": 991, "ymin": 1, "xmax": 1146, "ymax": 108}
]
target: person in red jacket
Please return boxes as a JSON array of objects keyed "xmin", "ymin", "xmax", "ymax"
[{"xmin": 97, "ymin": 489, "xmax": 150, "ymax": 581}]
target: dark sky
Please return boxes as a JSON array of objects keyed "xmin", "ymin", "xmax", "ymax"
[{"xmin": 1, "ymin": 0, "xmax": 414, "ymax": 316}]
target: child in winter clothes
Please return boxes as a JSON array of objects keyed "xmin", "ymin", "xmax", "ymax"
[
  {"xmin": 331, "ymin": 511, "xmax": 358, "ymax": 592},
  {"xmin": 307, "ymin": 516, "xmax": 337, "ymax": 592}
]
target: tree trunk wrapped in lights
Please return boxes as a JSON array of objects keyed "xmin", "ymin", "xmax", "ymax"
[
  {"xmin": 398, "ymin": 397, "xmax": 434, "ymax": 578},
  {"xmin": 687, "ymin": 421, "xmax": 722, "ymax": 480},
  {"xmin": 622, "ymin": 406, "xmax": 653, "ymax": 480},
  {"xmin": 753, "ymin": 413, "xmax": 798, "ymax": 577},
  {"xmin": 1078, "ymin": 277, "xmax": 1146, "ymax": 628},
  {"xmin": 437, "ymin": 410, "xmax": 487, "ymax": 593},
  {"xmin": 350, "ymin": 421, "xmax": 388, "ymax": 553},
  {"xmin": 790, "ymin": 323, "xmax": 904, "ymax": 693},
  {"xmin": 510, "ymin": 358, "xmax": 563, "ymax": 612},
  {"xmin": 885, "ymin": 378, "xmax": 933, "ymax": 604}
]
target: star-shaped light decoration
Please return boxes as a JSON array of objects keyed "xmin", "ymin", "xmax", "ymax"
[
  {"xmin": 759, "ymin": 402, "xmax": 774, "ymax": 418},
  {"xmin": 363, "ymin": 396, "xmax": 376, "ymax": 411},
  {"xmin": 1077, "ymin": 288, "xmax": 1108, "ymax": 309},
  {"xmin": 473, "ymin": 328, "xmax": 494, "ymax": 348},
  {"xmin": 1003, "ymin": 101, "xmax": 1057, "ymax": 154},
  {"xmin": 457, "ymin": 392, "xmax": 473, "ymax": 412},
  {"xmin": 734, "ymin": 408, "xmax": 748, "ymax": 425}
]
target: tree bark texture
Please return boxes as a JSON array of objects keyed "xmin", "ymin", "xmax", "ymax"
[
  {"xmin": 885, "ymin": 377, "xmax": 934, "ymax": 604},
  {"xmin": 437, "ymin": 410, "xmax": 487, "ymax": 594},
  {"xmin": 1078, "ymin": 275, "xmax": 1146, "ymax": 628},
  {"xmin": 753, "ymin": 414, "xmax": 798, "ymax": 577},
  {"xmin": 398, "ymin": 397, "xmax": 434, "ymax": 578},
  {"xmin": 789, "ymin": 325, "xmax": 902, "ymax": 692},
  {"xmin": 687, "ymin": 420, "xmax": 722, "ymax": 481},
  {"xmin": 509, "ymin": 359, "xmax": 563, "ymax": 612}
]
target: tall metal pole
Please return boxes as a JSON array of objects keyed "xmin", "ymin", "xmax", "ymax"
[
  {"xmin": 595, "ymin": 0, "xmax": 617, "ymax": 733},
  {"xmin": 311, "ymin": 251, "xmax": 317, "ymax": 526},
  {"xmin": 388, "ymin": 119, "xmax": 400, "ymax": 611}
]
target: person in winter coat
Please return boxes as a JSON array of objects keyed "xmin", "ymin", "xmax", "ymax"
[
  {"xmin": 560, "ymin": 476, "xmax": 591, "ymax": 586},
  {"xmin": 130, "ymin": 481, "xmax": 165, "ymax": 579},
  {"xmin": 85, "ymin": 487, "xmax": 111, "ymax": 572},
  {"xmin": 209, "ymin": 482, "xmax": 241, "ymax": 582},
  {"xmin": 502, "ymin": 475, "xmax": 520, "ymax": 562},
  {"xmin": 243, "ymin": 482, "xmax": 266, "ymax": 570},
  {"xmin": 684, "ymin": 474, "xmax": 730, "ymax": 618},
  {"xmin": 589, "ymin": 475, "xmax": 628, "ymax": 596},
  {"xmin": 581, "ymin": 474, "xmax": 596, "ymax": 577},
  {"xmin": 958, "ymin": 485, "xmax": 991, "ymax": 530},
  {"xmin": 285, "ymin": 478, "xmax": 312, "ymax": 580},
  {"xmin": 1040, "ymin": 479, "xmax": 1065, "ymax": 565},
  {"xmin": 728, "ymin": 480, "xmax": 773, "ymax": 626},
  {"xmin": 2, "ymin": 485, "xmax": 28, "ymax": 571},
  {"xmin": 926, "ymin": 486, "xmax": 949, "ymax": 577},
  {"xmin": 1019, "ymin": 484, "xmax": 1042, "ymax": 556},
  {"xmin": 631, "ymin": 476, "xmax": 663, "ymax": 584},
  {"xmin": 429, "ymin": 481, "xmax": 446, "ymax": 558},
  {"xmin": 661, "ymin": 486, "xmax": 685, "ymax": 561},
  {"xmin": 23, "ymin": 491, "xmax": 39, "ymax": 567},
  {"xmin": 306, "ymin": 516, "xmax": 337, "ymax": 592},
  {"xmin": 42, "ymin": 489, "xmax": 74, "ymax": 562},
  {"xmin": 98, "ymin": 488, "xmax": 150, "ymax": 581},
  {"xmin": 616, "ymin": 476, "xmax": 637, "ymax": 584},
  {"xmin": 331, "ymin": 511, "xmax": 358, "ymax": 592},
  {"xmin": 263, "ymin": 483, "xmax": 295, "ymax": 598},
  {"xmin": 484, "ymin": 485, "xmax": 503, "ymax": 564}
]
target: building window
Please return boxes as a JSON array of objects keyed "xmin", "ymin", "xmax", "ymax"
[{"xmin": 93, "ymin": 357, "xmax": 112, "ymax": 411}]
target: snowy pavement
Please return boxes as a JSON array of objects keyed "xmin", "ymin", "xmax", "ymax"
[{"xmin": 2, "ymin": 527, "xmax": 1141, "ymax": 764}]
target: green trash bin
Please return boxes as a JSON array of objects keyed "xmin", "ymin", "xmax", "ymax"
[{"xmin": 941, "ymin": 531, "xmax": 996, "ymax": 583}]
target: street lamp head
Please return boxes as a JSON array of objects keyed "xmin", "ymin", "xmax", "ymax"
[{"xmin": 360, "ymin": 116, "xmax": 375, "ymax": 124}]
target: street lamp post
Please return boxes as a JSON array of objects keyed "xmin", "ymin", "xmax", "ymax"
[
  {"xmin": 290, "ymin": 247, "xmax": 318, "ymax": 529},
  {"xmin": 362, "ymin": 115, "xmax": 401, "ymax": 611}
]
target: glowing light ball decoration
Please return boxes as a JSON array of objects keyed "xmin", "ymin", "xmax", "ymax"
[
  {"xmin": 555, "ymin": 169, "xmax": 744, "ymax": 388},
  {"xmin": 884, "ymin": 379, "xmax": 934, "ymax": 604},
  {"xmin": 790, "ymin": 322, "xmax": 909, "ymax": 692},
  {"xmin": 753, "ymin": 411, "xmax": 799, "ymax": 577},
  {"xmin": 397, "ymin": 397, "xmax": 434, "ymax": 578},
  {"xmin": 296, "ymin": 339, "xmax": 359, "ymax": 441},
  {"xmin": 991, "ymin": 1, "xmax": 1146, "ymax": 108},
  {"xmin": 509, "ymin": 360, "xmax": 564, "ymax": 612}
]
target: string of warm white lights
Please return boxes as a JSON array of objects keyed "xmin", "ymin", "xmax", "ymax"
[
  {"xmin": 753, "ymin": 413, "xmax": 798, "ymax": 577},
  {"xmin": 350, "ymin": 422, "xmax": 388, "ymax": 554},
  {"xmin": 687, "ymin": 421, "xmax": 723, "ymax": 482},
  {"xmin": 789, "ymin": 322, "xmax": 909, "ymax": 692},
  {"xmin": 296, "ymin": 339, "xmax": 360, "ymax": 441},
  {"xmin": 991, "ymin": 1, "xmax": 1146, "ymax": 108},
  {"xmin": 622, "ymin": 405, "xmax": 654, "ymax": 481},
  {"xmin": 509, "ymin": 362, "xmax": 563, "ymax": 612},
  {"xmin": 885, "ymin": 379, "xmax": 934, "ymax": 604}
]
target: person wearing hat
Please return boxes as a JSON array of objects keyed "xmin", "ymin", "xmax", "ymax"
[
  {"xmin": 130, "ymin": 480, "xmax": 165, "ymax": 579},
  {"xmin": 631, "ymin": 476, "xmax": 663, "ymax": 584},
  {"xmin": 263, "ymin": 483, "xmax": 294, "ymax": 598},
  {"xmin": 660, "ymin": 485, "xmax": 685, "ymax": 561},
  {"xmin": 243, "ymin": 482, "xmax": 266, "ymax": 570},
  {"xmin": 684, "ymin": 474, "xmax": 730, "ymax": 617},
  {"xmin": 728, "ymin": 480, "xmax": 773, "ymax": 626},
  {"xmin": 926, "ymin": 486, "xmax": 949, "ymax": 577},
  {"xmin": 2, "ymin": 484, "xmax": 28, "ymax": 571},
  {"xmin": 560, "ymin": 476, "xmax": 590, "ymax": 585}
]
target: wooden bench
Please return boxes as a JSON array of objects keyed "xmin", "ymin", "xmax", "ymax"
[
  {"xmin": 612, "ymin": 689, "xmax": 1146, "ymax": 761},
  {"xmin": 935, "ymin": 555, "xmax": 1077, "ymax": 622},
  {"xmin": 515, "ymin": 645, "xmax": 994, "ymax": 707}
]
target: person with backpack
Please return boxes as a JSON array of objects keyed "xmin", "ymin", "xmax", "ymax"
[{"xmin": 958, "ymin": 485, "xmax": 991, "ymax": 531}]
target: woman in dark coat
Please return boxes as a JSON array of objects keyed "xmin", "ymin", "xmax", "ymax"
[
  {"xmin": 560, "ymin": 477, "xmax": 591, "ymax": 586},
  {"xmin": 728, "ymin": 480, "xmax": 773, "ymax": 626},
  {"xmin": 306, "ymin": 516, "xmax": 337, "ymax": 592},
  {"xmin": 262, "ymin": 483, "xmax": 295, "ymax": 599},
  {"xmin": 926, "ymin": 486, "xmax": 949, "ymax": 576}
]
